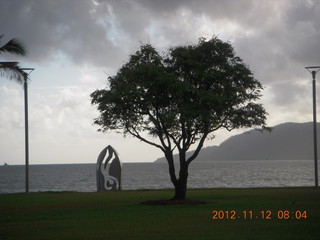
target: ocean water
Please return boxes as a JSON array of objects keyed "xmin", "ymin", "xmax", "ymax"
[{"xmin": 0, "ymin": 160, "xmax": 315, "ymax": 194}]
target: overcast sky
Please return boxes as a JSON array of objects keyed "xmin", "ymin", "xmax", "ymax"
[{"xmin": 1, "ymin": 0, "xmax": 320, "ymax": 165}]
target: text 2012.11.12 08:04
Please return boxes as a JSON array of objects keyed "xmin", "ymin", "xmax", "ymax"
[{"xmin": 212, "ymin": 210, "xmax": 307, "ymax": 220}]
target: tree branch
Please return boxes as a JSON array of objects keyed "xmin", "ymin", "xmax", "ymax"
[
  {"xmin": 186, "ymin": 132, "xmax": 208, "ymax": 165},
  {"xmin": 147, "ymin": 110, "xmax": 172, "ymax": 150},
  {"xmin": 126, "ymin": 127, "xmax": 165, "ymax": 152},
  {"xmin": 164, "ymin": 149, "xmax": 178, "ymax": 185}
]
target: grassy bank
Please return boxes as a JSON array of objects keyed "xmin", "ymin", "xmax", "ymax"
[{"xmin": 0, "ymin": 188, "xmax": 319, "ymax": 240}]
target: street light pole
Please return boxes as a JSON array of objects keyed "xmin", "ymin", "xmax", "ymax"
[
  {"xmin": 20, "ymin": 68, "xmax": 34, "ymax": 194},
  {"xmin": 306, "ymin": 66, "xmax": 320, "ymax": 188}
]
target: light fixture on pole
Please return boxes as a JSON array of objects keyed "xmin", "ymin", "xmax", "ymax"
[
  {"xmin": 20, "ymin": 67, "xmax": 34, "ymax": 194},
  {"xmin": 305, "ymin": 66, "xmax": 320, "ymax": 188}
]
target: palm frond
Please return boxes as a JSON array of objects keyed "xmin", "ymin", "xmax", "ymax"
[
  {"xmin": 0, "ymin": 62, "xmax": 26, "ymax": 84},
  {"xmin": 0, "ymin": 35, "xmax": 27, "ymax": 56}
]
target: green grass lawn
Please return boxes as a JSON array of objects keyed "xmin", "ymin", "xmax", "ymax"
[{"xmin": 0, "ymin": 188, "xmax": 319, "ymax": 240}]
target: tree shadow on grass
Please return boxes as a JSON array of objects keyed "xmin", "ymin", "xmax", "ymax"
[{"xmin": 141, "ymin": 199, "xmax": 208, "ymax": 206}]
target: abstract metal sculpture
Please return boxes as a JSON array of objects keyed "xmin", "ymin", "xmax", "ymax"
[{"xmin": 96, "ymin": 145, "xmax": 122, "ymax": 191}]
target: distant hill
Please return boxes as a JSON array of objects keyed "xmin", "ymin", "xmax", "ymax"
[{"xmin": 154, "ymin": 122, "xmax": 319, "ymax": 162}]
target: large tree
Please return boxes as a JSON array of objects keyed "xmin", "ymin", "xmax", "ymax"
[
  {"xmin": 0, "ymin": 35, "xmax": 27, "ymax": 83},
  {"xmin": 91, "ymin": 37, "xmax": 268, "ymax": 200}
]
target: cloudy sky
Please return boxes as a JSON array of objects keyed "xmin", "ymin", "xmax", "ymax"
[{"xmin": 1, "ymin": 0, "xmax": 320, "ymax": 165}]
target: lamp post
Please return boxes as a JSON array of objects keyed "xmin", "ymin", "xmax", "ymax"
[
  {"xmin": 305, "ymin": 66, "xmax": 320, "ymax": 188},
  {"xmin": 20, "ymin": 67, "xmax": 34, "ymax": 194}
]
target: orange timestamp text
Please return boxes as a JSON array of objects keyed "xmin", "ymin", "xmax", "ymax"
[{"xmin": 212, "ymin": 210, "xmax": 307, "ymax": 220}]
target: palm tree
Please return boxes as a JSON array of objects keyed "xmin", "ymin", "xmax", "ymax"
[
  {"xmin": 1, "ymin": 35, "xmax": 30, "ymax": 194},
  {"xmin": 0, "ymin": 35, "xmax": 27, "ymax": 83}
]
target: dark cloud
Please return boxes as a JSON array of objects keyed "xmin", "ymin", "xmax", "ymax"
[
  {"xmin": 2, "ymin": 0, "xmax": 320, "ymax": 164},
  {"xmin": 0, "ymin": 0, "xmax": 123, "ymax": 67},
  {"xmin": 1, "ymin": 0, "xmax": 320, "ymax": 104},
  {"xmin": 232, "ymin": 0, "xmax": 320, "ymax": 87}
]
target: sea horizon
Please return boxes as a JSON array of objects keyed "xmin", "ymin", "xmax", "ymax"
[
  {"xmin": 0, "ymin": 160, "xmax": 315, "ymax": 194},
  {"xmin": 1, "ymin": 158, "xmax": 314, "ymax": 166}
]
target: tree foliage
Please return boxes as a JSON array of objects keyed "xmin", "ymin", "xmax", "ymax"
[
  {"xmin": 91, "ymin": 37, "xmax": 268, "ymax": 199},
  {"xmin": 0, "ymin": 35, "xmax": 27, "ymax": 84}
]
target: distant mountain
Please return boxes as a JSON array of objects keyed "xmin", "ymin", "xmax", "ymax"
[{"xmin": 154, "ymin": 122, "xmax": 319, "ymax": 162}]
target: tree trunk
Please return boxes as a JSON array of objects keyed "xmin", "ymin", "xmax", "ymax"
[
  {"xmin": 173, "ymin": 179, "xmax": 187, "ymax": 200},
  {"xmin": 165, "ymin": 149, "xmax": 189, "ymax": 200},
  {"xmin": 173, "ymin": 164, "xmax": 188, "ymax": 200}
]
